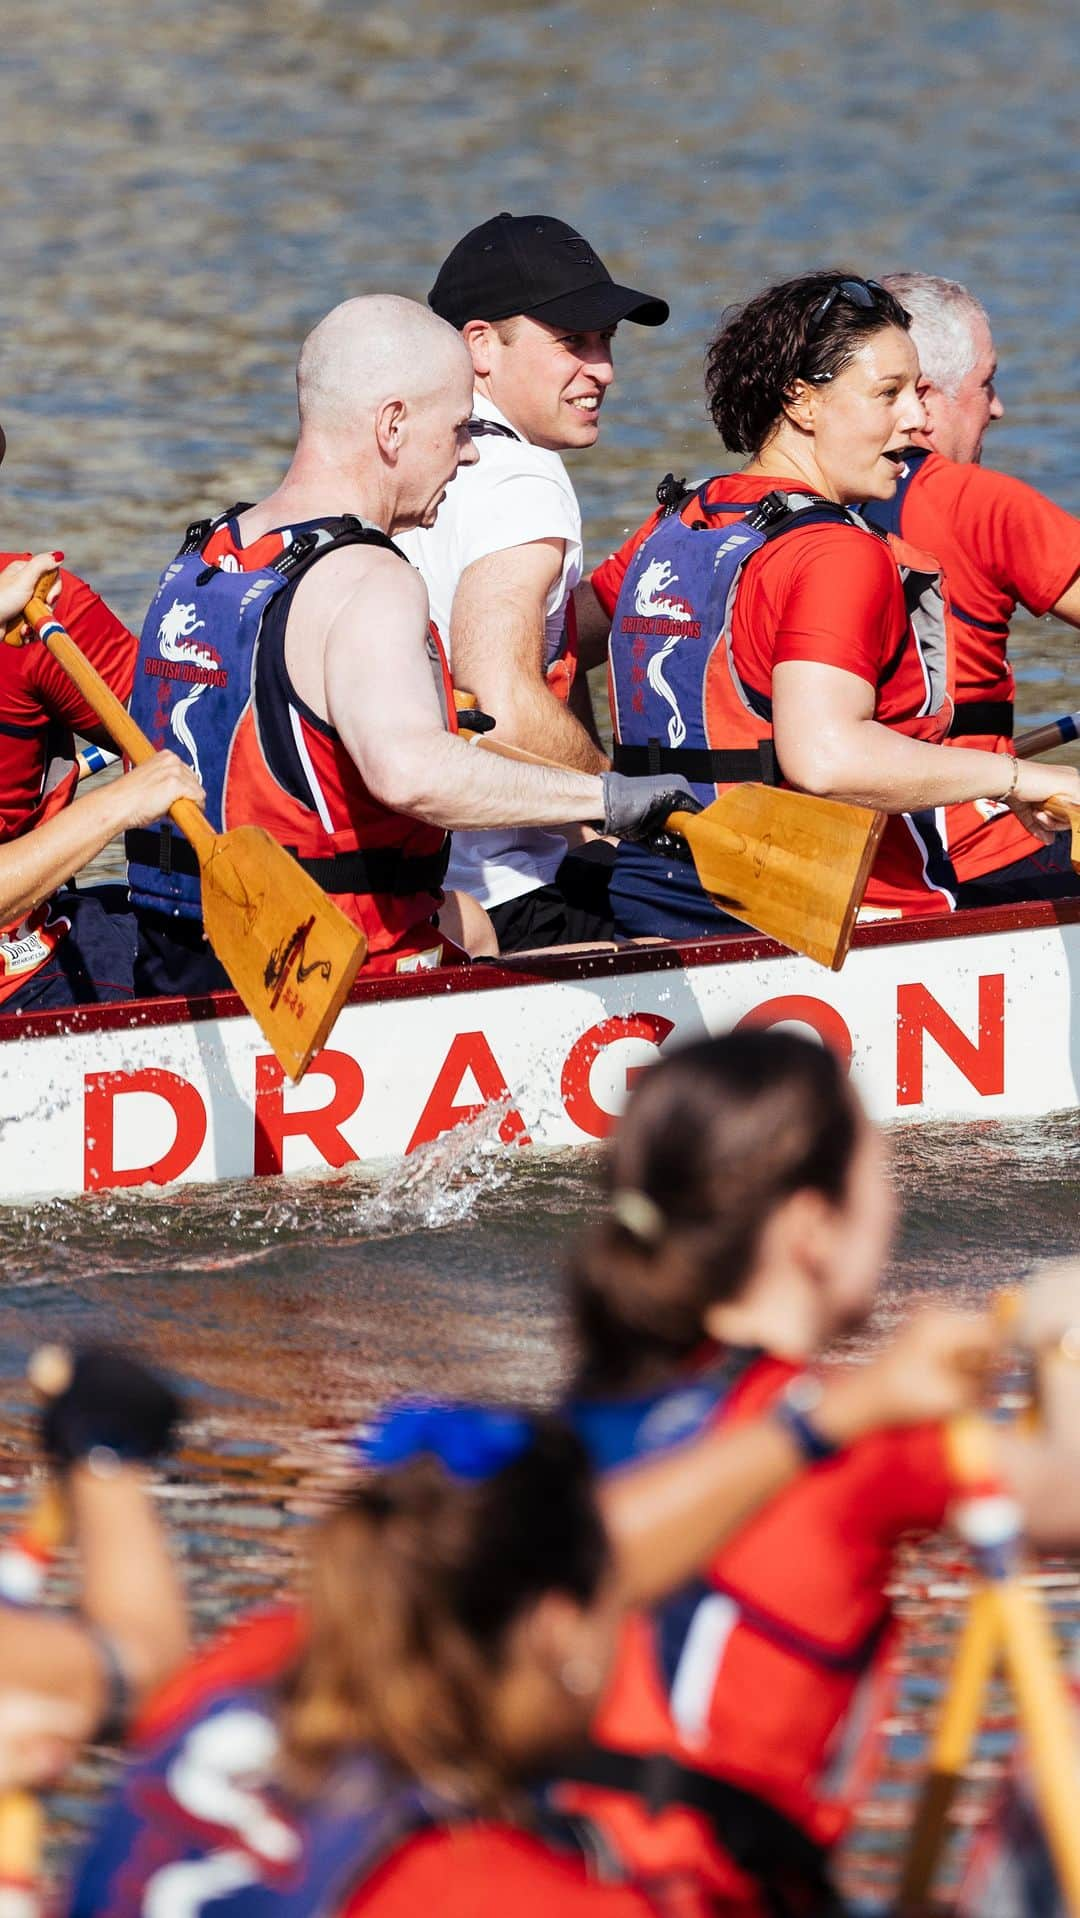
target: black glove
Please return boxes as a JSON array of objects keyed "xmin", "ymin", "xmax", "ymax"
[
  {"xmin": 455, "ymin": 707, "xmax": 496, "ymax": 734},
  {"xmin": 600, "ymin": 771, "xmax": 702, "ymax": 842},
  {"xmin": 41, "ymin": 1347, "xmax": 183, "ymax": 1467}
]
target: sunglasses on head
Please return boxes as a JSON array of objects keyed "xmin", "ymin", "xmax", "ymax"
[{"xmin": 804, "ymin": 277, "xmax": 888, "ymax": 346}]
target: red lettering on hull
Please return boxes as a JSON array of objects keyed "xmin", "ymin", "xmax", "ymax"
[
  {"xmin": 561, "ymin": 1014, "xmax": 676, "ymax": 1139},
  {"xmin": 735, "ymin": 995, "xmax": 854, "ymax": 1069},
  {"xmin": 896, "ymin": 974, "xmax": 1005, "ymax": 1107},
  {"xmin": 406, "ymin": 1032, "xmax": 529, "ymax": 1154},
  {"xmin": 253, "ymin": 1051, "xmax": 365, "ymax": 1175},
  {"xmin": 84, "ymin": 1068, "xmax": 207, "ymax": 1191}
]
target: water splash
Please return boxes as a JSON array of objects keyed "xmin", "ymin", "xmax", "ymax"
[{"xmin": 353, "ymin": 1097, "xmax": 519, "ymax": 1235}]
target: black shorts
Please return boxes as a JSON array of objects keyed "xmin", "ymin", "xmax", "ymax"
[
  {"xmin": 488, "ymin": 843, "xmax": 616, "ymax": 953},
  {"xmin": 134, "ymin": 909, "xmax": 230, "ymax": 998}
]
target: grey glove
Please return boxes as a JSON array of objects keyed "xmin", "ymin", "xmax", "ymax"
[{"xmin": 600, "ymin": 772, "xmax": 702, "ymax": 841}]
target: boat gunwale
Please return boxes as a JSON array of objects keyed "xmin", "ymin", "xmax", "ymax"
[{"xmin": 0, "ymin": 894, "xmax": 1077, "ymax": 1049}]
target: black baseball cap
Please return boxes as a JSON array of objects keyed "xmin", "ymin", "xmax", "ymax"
[{"xmin": 428, "ymin": 212, "xmax": 669, "ymax": 332}]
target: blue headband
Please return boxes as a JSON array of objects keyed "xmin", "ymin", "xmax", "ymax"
[{"xmin": 353, "ymin": 1397, "xmax": 534, "ymax": 1483}]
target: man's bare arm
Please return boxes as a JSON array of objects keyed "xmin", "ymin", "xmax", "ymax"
[
  {"xmin": 566, "ymin": 664, "xmax": 606, "ymax": 755},
  {"xmin": 323, "ymin": 559, "xmax": 606, "ymax": 830},
  {"xmin": 571, "ymin": 578, "xmax": 613, "ymax": 672},
  {"xmin": 450, "ymin": 543, "xmax": 607, "ymax": 773}
]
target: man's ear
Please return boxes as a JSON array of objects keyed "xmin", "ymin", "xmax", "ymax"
[
  {"xmin": 462, "ymin": 319, "xmax": 496, "ymax": 380},
  {"xmin": 375, "ymin": 396, "xmax": 406, "ymax": 460}
]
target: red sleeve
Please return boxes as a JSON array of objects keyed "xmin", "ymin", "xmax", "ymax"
[
  {"xmin": 944, "ymin": 464, "xmax": 1080, "ymax": 615},
  {"xmin": 860, "ymin": 1420, "xmax": 955, "ymax": 1540},
  {"xmin": 349, "ymin": 1826, "xmax": 660, "ymax": 1917},
  {"xmin": 26, "ymin": 569, "xmax": 137, "ymax": 738},
  {"xmin": 590, "ymin": 509, "xmax": 663, "ymax": 618},
  {"xmin": 755, "ymin": 523, "xmax": 902, "ymax": 684}
]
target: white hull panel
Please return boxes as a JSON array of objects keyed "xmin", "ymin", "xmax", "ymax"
[{"xmin": 0, "ymin": 903, "xmax": 1076, "ymax": 1202}]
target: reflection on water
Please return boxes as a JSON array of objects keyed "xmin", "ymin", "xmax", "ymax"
[{"xmin": 0, "ymin": 0, "xmax": 1079, "ymax": 1901}]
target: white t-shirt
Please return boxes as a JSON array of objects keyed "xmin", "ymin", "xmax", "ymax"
[{"xmin": 397, "ymin": 392, "xmax": 583, "ymax": 910}]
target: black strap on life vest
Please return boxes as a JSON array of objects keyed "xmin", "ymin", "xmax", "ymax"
[
  {"xmin": 178, "ymin": 503, "xmax": 254, "ymax": 557},
  {"xmin": 125, "ymin": 830, "xmax": 451, "ymax": 898},
  {"xmin": 186, "ymin": 510, "xmax": 402, "ymax": 588},
  {"xmin": 612, "ymin": 741, "xmax": 778, "ymax": 783},
  {"xmin": 949, "ymin": 699, "xmax": 1014, "ymax": 738},
  {"xmin": 554, "ymin": 1746, "xmax": 842, "ymax": 1918},
  {"xmin": 467, "ymin": 415, "xmax": 521, "ymax": 442}
]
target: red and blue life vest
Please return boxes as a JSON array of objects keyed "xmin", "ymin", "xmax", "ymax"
[
  {"xmin": 66, "ymin": 1614, "xmax": 461, "ymax": 1918},
  {"xmin": 608, "ymin": 482, "xmax": 953, "ymax": 808},
  {"xmin": 126, "ymin": 510, "xmax": 453, "ymax": 955},
  {"xmin": 559, "ymin": 1354, "xmax": 885, "ymax": 1915}
]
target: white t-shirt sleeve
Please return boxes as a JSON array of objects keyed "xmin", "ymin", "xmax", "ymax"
[{"xmin": 454, "ymin": 464, "xmax": 580, "ymax": 570}]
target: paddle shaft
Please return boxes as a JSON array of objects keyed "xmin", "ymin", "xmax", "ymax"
[
  {"xmin": 1015, "ymin": 712, "xmax": 1080, "ymax": 758},
  {"xmin": 23, "ymin": 594, "xmax": 214, "ymax": 863},
  {"xmin": 470, "ymin": 733, "xmax": 701, "ymax": 839}
]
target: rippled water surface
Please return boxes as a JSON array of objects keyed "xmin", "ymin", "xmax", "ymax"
[{"xmin": 1, "ymin": 0, "xmax": 1080, "ymax": 1903}]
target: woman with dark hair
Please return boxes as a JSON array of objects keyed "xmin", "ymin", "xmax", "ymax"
[
  {"xmin": 584, "ymin": 271, "xmax": 1080, "ymax": 935},
  {"xmin": 67, "ymin": 1319, "xmax": 991, "ymax": 1918},
  {"xmin": 556, "ymin": 1027, "xmax": 1080, "ymax": 1914}
]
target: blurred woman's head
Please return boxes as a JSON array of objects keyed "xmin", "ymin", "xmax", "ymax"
[
  {"xmin": 704, "ymin": 271, "xmax": 924, "ymax": 503},
  {"xmin": 569, "ymin": 1030, "xmax": 895, "ymax": 1392},
  {"xmin": 280, "ymin": 1404, "xmax": 616, "ymax": 1807}
]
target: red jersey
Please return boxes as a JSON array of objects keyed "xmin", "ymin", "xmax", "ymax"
[
  {"xmin": 882, "ymin": 452, "xmax": 1080, "ymax": 883},
  {"xmin": 0, "ymin": 562, "xmax": 135, "ymax": 1005},
  {"xmin": 0, "ymin": 562, "xmax": 135, "ymax": 843},
  {"xmin": 352, "ymin": 1826, "xmax": 662, "ymax": 1917},
  {"xmin": 596, "ymin": 477, "xmax": 955, "ymax": 917},
  {"xmin": 566, "ymin": 1354, "xmax": 955, "ymax": 1914}
]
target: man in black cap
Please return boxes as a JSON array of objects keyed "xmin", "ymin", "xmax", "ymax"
[{"xmin": 398, "ymin": 213, "xmax": 669, "ymax": 954}]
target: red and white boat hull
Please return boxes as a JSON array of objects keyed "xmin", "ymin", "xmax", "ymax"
[{"xmin": 0, "ymin": 900, "xmax": 1073, "ymax": 1203}]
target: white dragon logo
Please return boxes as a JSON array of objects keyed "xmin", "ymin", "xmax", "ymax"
[
  {"xmin": 633, "ymin": 557, "xmax": 695, "ymax": 622},
  {"xmin": 634, "ymin": 560, "xmax": 690, "ymax": 750},
  {"xmin": 156, "ymin": 599, "xmax": 220, "ymax": 782}
]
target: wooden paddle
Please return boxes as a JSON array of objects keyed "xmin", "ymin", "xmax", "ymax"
[
  {"xmin": 468, "ymin": 732, "xmax": 886, "ymax": 971},
  {"xmin": 899, "ymin": 1405, "xmax": 1080, "ymax": 1912},
  {"xmin": 7, "ymin": 591, "xmax": 367, "ymax": 1081},
  {"xmin": 1042, "ymin": 797, "xmax": 1080, "ymax": 870}
]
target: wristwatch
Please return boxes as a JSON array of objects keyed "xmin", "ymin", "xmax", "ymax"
[{"xmin": 773, "ymin": 1374, "xmax": 841, "ymax": 1465}]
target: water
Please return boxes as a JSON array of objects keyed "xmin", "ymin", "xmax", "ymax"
[{"xmin": 1, "ymin": 0, "xmax": 1079, "ymax": 1901}]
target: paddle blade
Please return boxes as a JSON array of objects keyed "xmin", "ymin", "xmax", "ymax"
[
  {"xmin": 668, "ymin": 785, "xmax": 886, "ymax": 970},
  {"xmin": 198, "ymin": 826, "xmax": 366, "ymax": 1080}
]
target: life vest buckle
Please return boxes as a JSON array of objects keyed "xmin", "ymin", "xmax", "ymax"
[
  {"xmin": 273, "ymin": 530, "xmax": 321, "ymax": 579},
  {"xmin": 746, "ymin": 490, "xmax": 793, "ymax": 532},
  {"xmin": 655, "ymin": 472, "xmax": 694, "ymax": 516}
]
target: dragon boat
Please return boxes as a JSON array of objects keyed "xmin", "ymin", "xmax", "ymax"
[{"xmin": 1, "ymin": 895, "xmax": 1078, "ymax": 1204}]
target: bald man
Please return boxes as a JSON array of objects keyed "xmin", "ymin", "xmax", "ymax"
[{"xmin": 126, "ymin": 296, "xmax": 693, "ymax": 994}]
